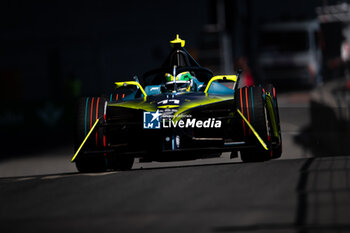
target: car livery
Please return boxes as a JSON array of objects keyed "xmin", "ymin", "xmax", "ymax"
[{"xmin": 72, "ymin": 35, "xmax": 282, "ymax": 172}]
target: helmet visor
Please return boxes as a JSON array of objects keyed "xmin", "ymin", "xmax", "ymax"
[{"xmin": 165, "ymin": 81, "xmax": 190, "ymax": 92}]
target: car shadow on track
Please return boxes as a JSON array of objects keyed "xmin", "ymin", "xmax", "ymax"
[
  {"xmin": 0, "ymin": 160, "xmax": 244, "ymax": 182},
  {"xmin": 133, "ymin": 160, "xmax": 243, "ymax": 171}
]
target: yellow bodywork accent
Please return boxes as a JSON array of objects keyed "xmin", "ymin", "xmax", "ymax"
[
  {"xmin": 71, "ymin": 118, "xmax": 100, "ymax": 162},
  {"xmin": 108, "ymin": 100, "xmax": 157, "ymax": 112},
  {"xmin": 204, "ymin": 75, "xmax": 237, "ymax": 93},
  {"xmin": 186, "ymin": 84, "xmax": 191, "ymax": 92},
  {"xmin": 158, "ymin": 105, "xmax": 179, "ymax": 109},
  {"xmin": 265, "ymin": 94, "xmax": 279, "ymax": 139},
  {"xmin": 236, "ymin": 109, "xmax": 268, "ymax": 150},
  {"xmin": 172, "ymin": 95, "xmax": 234, "ymax": 122},
  {"xmin": 170, "ymin": 34, "xmax": 185, "ymax": 47},
  {"xmin": 114, "ymin": 81, "xmax": 147, "ymax": 97}
]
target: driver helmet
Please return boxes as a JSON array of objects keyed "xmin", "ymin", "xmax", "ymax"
[{"xmin": 165, "ymin": 71, "xmax": 193, "ymax": 92}]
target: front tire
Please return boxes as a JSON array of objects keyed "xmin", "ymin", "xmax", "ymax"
[
  {"xmin": 109, "ymin": 156, "xmax": 134, "ymax": 171},
  {"xmin": 74, "ymin": 96, "xmax": 108, "ymax": 172},
  {"xmin": 236, "ymin": 86, "xmax": 271, "ymax": 162},
  {"xmin": 263, "ymin": 84, "xmax": 282, "ymax": 159},
  {"xmin": 75, "ymin": 157, "xmax": 107, "ymax": 173}
]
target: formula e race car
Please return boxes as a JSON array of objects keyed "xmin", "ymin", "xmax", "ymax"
[{"xmin": 71, "ymin": 35, "xmax": 282, "ymax": 172}]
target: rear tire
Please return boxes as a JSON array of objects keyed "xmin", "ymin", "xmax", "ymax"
[
  {"xmin": 74, "ymin": 97, "xmax": 108, "ymax": 172},
  {"xmin": 107, "ymin": 87, "xmax": 131, "ymax": 102},
  {"xmin": 236, "ymin": 86, "xmax": 271, "ymax": 162},
  {"xmin": 108, "ymin": 92, "xmax": 126, "ymax": 102}
]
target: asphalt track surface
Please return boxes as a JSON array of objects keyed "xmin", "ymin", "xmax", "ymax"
[
  {"xmin": 1, "ymin": 91, "xmax": 350, "ymax": 233},
  {"xmin": 1, "ymin": 156, "xmax": 350, "ymax": 233}
]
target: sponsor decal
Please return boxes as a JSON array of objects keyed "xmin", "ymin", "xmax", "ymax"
[
  {"xmin": 157, "ymin": 99, "xmax": 180, "ymax": 105},
  {"xmin": 150, "ymin": 87, "xmax": 160, "ymax": 91}
]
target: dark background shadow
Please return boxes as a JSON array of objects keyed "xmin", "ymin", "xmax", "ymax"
[{"xmin": 0, "ymin": 0, "xmax": 342, "ymax": 158}]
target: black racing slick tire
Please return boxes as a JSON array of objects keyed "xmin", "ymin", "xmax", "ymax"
[
  {"xmin": 75, "ymin": 156, "xmax": 107, "ymax": 173},
  {"xmin": 236, "ymin": 86, "xmax": 271, "ymax": 162},
  {"xmin": 74, "ymin": 96, "xmax": 108, "ymax": 172},
  {"xmin": 109, "ymin": 156, "xmax": 134, "ymax": 171},
  {"xmin": 263, "ymin": 84, "xmax": 282, "ymax": 159}
]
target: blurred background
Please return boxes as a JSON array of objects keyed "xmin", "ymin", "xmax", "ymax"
[{"xmin": 1, "ymin": 0, "xmax": 350, "ymax": 161}]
